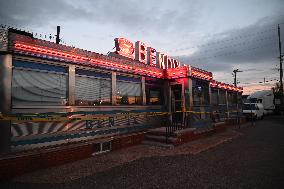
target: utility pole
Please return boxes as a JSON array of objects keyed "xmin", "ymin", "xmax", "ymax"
[
  {"xmin": 233, "ymin": 69, "xmax": 242, "ymax": 128},
  {"xmin": 278, "ymin": 24, "xmax": 283, "ymax": 93},
  {"xmin": 233, "ymin": 69, "xmax": 243, "ymax": 87},
  {"xmin": 56, "ymin": 26, "xmax": 60, "ymax": 44},
  {"xmin": 278, "ymin": 24, "xmax": 283, "ymax": 111}
]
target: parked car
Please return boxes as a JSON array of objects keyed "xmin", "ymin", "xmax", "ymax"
[{"xmin": 242, "ymin": 103, "xmax": 264, "ymax": 120}]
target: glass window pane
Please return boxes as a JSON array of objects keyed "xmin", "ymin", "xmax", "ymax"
[
  {"xmin": 192, "ymin": 79, "xmax": 209, "ymax": 106},
  {"xmin": 75, "ymin": 75, "xmax": 111, "ymax": 106},
  {"xmin": 211, "ymin": 89, "xmax": 218, "ymax": 105},
  {"xmin": 219, "ymin": 90, "xmax": 226, "ymax": 104},
  {"xmin": 12, "ymin": 69, "xmax": 67, "ymax": 106},
  {"xmin": 116, "ymin": 80, "xmax": 142, "ymax": 105},
  {"xmin": 146, "ymin": 85, "xmax": 163, "ymax": 105}
]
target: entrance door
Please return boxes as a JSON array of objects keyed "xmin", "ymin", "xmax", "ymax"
[{"xmin": 171, "ymin": 84, "xmax": 183, "ymax": 123}]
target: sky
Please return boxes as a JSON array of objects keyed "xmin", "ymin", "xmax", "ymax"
[{"xmin": 0, "ymin": 0, "xmax": 284, "ymax": 95}]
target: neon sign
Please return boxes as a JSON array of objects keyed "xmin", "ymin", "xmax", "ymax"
[
  {"xmin": 114, "ymin": 38, "xmax": 181, "ymax": 69},
  {"xmin": 114, "ymin": 38, "xmax": 134, "ymax": 60},
  {"xmin": 166, "ymin": 66, "xmax": 188, "ymax": 79},
  {"xmin": 135, "ymin": 41, "xmax": 147, "ymax": 64},
  {"xmin": 147, "ymin": 47, "xmax": 157, "ymax": 67}
]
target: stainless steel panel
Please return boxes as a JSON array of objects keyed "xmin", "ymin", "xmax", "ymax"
[
  {"xmin": 0, "ymin": 54, "xmax": 12, "ymax": 113},
  {"xmin": 111, "ymin": 71, "xmax": 116, "ymax": 105},
  {"xmin": 188, "ymin": 78, "xmax": 193, "ymax": 108},
  {"xmin": 141, "ymin": 77, "xmax": 146, "ymax": 105},
  {"xmin": 68, "ymin": 65, "xmax": 76, "ymax": 105},
  {"xmin": 226, "ymin": 90, "xmax": 229, "ymax": 118},
  {"xmin": 209, "ymin": 84, "xmax": 212, "ymax": 105},
  {"xmin": 0, "ymin": 54, "xmax": 12, "ymax": 153},
  {"xmin": 217, "ymin": 88, "xmax": 220, "ymax": 105}
]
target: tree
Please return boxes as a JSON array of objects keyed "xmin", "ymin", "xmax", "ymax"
[{"xmin": 272, "ymin": 82, "xmax": 282, "ymax": 94}]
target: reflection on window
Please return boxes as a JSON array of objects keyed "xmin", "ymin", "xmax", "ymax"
[
  {"xmin": 219, "ymin": 90, "xmax": 226, "ymax": 104},
  {"xmin": 75, "ymin": 75, "xmax": 111, "ymax": 106},
  {"xmin": 116, "ymin": 80, "xmax": 142, "ymax": 105},
  {"xmin": 192, "ymin": 79, "xmax": 209, "ymax": 106},
  {"xmin": 227, "ymin": 92, "xmax": 235, "ymax": 105},
  {"xmin": 12, "ymin": 69, "xmax": 68, "ymax": 106},
  {"xmin": 145, "ymin": 77, "xmax": 164, "ymax": 105},
  {"xmin": 146, "ymin": 87, "xmax": 163, "ymax": 105},
  {"xmin": 211, "ymin": 89, "xmax": 218, "ymax": 105}
]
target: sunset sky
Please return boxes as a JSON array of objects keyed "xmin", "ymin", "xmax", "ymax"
[{"xmin": 1, "ymin": 0, "xmax": 283, "ymax": 95}]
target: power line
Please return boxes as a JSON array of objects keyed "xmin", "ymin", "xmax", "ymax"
[
  {"xmin": 167, "ymin": 27, "xmax": 277, "ymax": 53},
  {"xmin": 177, "ymin": 35, "xmax": 276, "ymax": 58},
  {"xmin": 180, "ymin": 41, "xmax": 277, "ymax": 62},
  {"xmin": 242, "ymin": 78, "xmax": 279, "ymax": 85}
]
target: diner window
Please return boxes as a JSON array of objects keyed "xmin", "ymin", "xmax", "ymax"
[
  {"xmin": 192, "ymin": 79, "xmax": 209, "ymax": 106},
  {"xmin": 227, "ymin": 92, "xmax": 234, "ymax": 105},
  {"xmin": 75, "ymin": 69, "xmax": 111, "ymax": 106},
  {"xmin": 219, "ymin": 90, "xmax": 227, "ymax": 104},
  {"xmin": 211, "ymin": 88, "xmax": 218, "ymax": 105},
  {"xmin": 12, "ymin": 60, "xmax": 68, "ymax": 106},
  {"xmin": 116, "ymin": 75, "xmax": 142, "ymax": 105},
  {"xmin": 145, "ymin": 77, "xmax": 164, "ymax": 105},
  {"xmin": 146, "ymin": 87, "xmax": 163, "ymax": 105}
]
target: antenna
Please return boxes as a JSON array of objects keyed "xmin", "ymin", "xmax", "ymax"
[{"xmin": 56, "ymin": 26, "xmax": 60, "ymax": 44}]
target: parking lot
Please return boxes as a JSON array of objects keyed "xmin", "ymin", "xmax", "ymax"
[{"xmin": 1, "ymin": 115, "xmax": 284, "ymax": 189}]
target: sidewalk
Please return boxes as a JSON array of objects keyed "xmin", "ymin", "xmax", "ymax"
[{"xmin": 13, "ymin": 126, "xmax": 244, "ymax": 184}]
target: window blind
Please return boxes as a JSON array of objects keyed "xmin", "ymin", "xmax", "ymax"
[
  {"xmin": 12, "ymin": 69, "xmax": 67, "ymax": 106},
  {"xmin": 75, "ymin": 75, "xmax": 111, "ymax": 104},
  {"xmin": 116, "ymin": 81, "xmax": 141, "ymax": 96}
]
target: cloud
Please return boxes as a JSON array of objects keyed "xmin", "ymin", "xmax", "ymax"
[
  {"xmin": 0, "ymin": 0, "xmax": 92, "ymax": 27},
  {"xmin": 83, "ymin": 0, "xmax": 201, "ymax": 33},
  {"xmin": 0, "ymin": 0, "xmax": 200, "ymax": 35},
  {"xmin": 175, "ymin": 14, "xmax": 284, "ymax": 73}
]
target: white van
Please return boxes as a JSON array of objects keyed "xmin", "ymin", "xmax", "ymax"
[{"xmin": 242, "ymin": 103, "xmax": 264, "ymax": 120}]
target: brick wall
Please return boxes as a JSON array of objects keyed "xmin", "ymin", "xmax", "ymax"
[{"xmin": 0, "ymin": 132, "xmax": 146, "ymax": 180}]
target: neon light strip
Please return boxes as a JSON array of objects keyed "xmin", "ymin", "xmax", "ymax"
[
  {"xmin": 210, "ymin": 81, "xmax": 243, "ymax": 92},
  {"xmin": 191, "ymin": 70, "xmax": 213, "ymax": 81},
  {"xmin": 14, "ymin": 42, "xmax": 219, "ymax": 81},
  {"xmin": 166, "ymin": 66, "xmax": 188, "ymax": 79},
  {"xmin": 14, "ymin": 43, "xmax": 164, "ymax": 78}
]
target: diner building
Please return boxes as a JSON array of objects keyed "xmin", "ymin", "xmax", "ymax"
[{"xmin": 0, "ymin": 28, "xmax": 243, "ymax": 153}]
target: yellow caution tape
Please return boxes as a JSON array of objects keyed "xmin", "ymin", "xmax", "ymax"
[
  {"xmin": 0, "ymin": 112, "xmax": 170, "ymax": 122},
  {"xmin": 0, "ymin": 110, "xmax": 242, "ymax": 122}
]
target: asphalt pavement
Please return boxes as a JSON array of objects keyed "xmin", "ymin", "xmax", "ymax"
[{"xmin": 1, "ymin": 115, "xmax": 284, "ymax": 189}]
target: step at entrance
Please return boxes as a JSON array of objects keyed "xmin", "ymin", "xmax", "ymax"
[{"xmin": 143, "ymin": 127, "xmax": 197, "ymax": 147}]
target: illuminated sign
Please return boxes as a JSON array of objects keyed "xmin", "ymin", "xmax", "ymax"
[
  {"xmin": 166, "ymin": 66, "xmax": 188, "ymax": 79},
  {"xmin": 135, "ymin": 41, "xmax": 147, "ymax": 64},
  {"xmin": 114, "ymin": 38, "xmax": 134, "ymax": 60},
  {"xmin": 114, "ymin": 38, "xmax": 181, "ymax": 69},
  {"xmin": 147, "ymin": 47, "xmax": 157, "ymax": 67}
]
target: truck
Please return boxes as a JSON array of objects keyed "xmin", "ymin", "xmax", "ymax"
[
  {"xmin": 245, "ymin": 90, "xmax": 275, "ymax": 115},
  {"xmin": 242, "ymin": 103, "xmax": 264, "ymax": 120}
]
